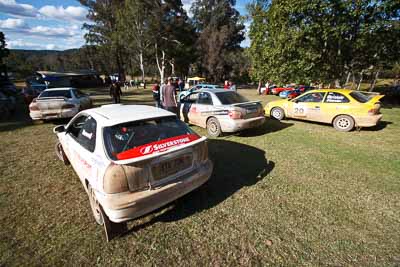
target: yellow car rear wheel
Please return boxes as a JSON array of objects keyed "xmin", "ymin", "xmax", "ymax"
[{"xmin": 333, "ymin": 115, "xmax": 355, "ymax": 132}]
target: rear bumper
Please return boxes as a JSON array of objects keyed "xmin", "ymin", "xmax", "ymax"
[
  {"xmin": 98, "ymin": 160, "xmax": 213, "ymax": 223},
  {"xmin": 221, "ymin": 116, "xmax": 265, "ymax": 133},
  {"xmin": 29, "ymin": 108, "xmax": 79, "ymax": 120},
  {"xmin": 355, "ymin": 114, "xmax": 383, "ymax": 127}
]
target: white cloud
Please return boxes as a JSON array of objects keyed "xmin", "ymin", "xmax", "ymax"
[
  {"xmin": 0, "ymin": 0, "xmax": 37, "ymax": 17},
  {"xmin": 29, "ymin": 25, "xmax": 76, "ymax": 38},
  {"xmin": 7, "ymin": 39, "xmax": 62, "ymax": 50},
  {"xmin": 0, "ymin": 18, "xmax": 27, "ymax": 29},
  {"xmin": 39, "ymin": 5, "xmax": 87, "ymax": 21}
]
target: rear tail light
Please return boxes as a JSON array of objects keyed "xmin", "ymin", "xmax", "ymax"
[
  {"xmin": 122, "ymin": 163, "xmax": 150, "ymax": 192},
  {"xmin": 62, "ymin": 104, "xmax": 76, "ymax": 109},
  {"xmin": 103, "ymin": 164, "xmax": 129, "ymax": 193},
  {"xmin": 194, "ymin": 141, "xmax": 208, "ymax": 162},
  {"xmin": 229, "ymin": 110, "xmax": 243, "ymax": 119},
  {"xmin": 29, "ymin": 100, "xmax": 39, "ymax": 111},
  {"xmin": 368, "ymin": 108, "xmax": 379, "ymax": 115}
]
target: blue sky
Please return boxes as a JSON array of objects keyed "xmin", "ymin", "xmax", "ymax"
[{"xmin": 0, "ymin": 0, "xmax": 250, "ymax": 50}]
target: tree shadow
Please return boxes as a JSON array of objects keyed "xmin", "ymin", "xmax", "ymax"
[
  {"xmin": 122, "ymin": 139, "xmax": 274, "ymax": 236},
  {"xmin": 0, "ymin": 104, "xmax": 33, "ymax": 132}
]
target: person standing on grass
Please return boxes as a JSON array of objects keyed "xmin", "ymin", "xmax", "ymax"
[
  {"xmin": 152, "ymin": 82, "xmax": 161, "ymax": 108},
  {"xmin": 110, "ymin": 81, "xmax": 122, "ymax": 103},
  {"xmin": 161, "ymin": 77, "xmax": 178, "ymax": 115}
]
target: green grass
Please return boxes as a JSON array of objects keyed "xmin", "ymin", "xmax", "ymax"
[{"xmin": 1, "ymin": 87, "xmax": 400, "ymax": 266}]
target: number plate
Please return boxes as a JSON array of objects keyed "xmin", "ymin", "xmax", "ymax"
[{"xmin": 152, "ymin": 153, "xmax": 192, "ymax": 182}]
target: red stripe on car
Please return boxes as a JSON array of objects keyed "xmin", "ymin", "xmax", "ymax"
[{"xmin": 116, "ymin": 134, "xmax": 200, "ymax": 160}]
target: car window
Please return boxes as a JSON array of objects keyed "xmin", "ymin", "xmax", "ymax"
[
  {"xmin": 184, "ymin": 92, "xmax": 199, "ymax": 102},
  {"xmin": 197, "ymin": 92, "xmax": 213, "ymax": 105},
  {"xmin": 296, "ymin": 92, "xmax": 326, "ymax": 103},
  {"xmin": 68, "ymin": 115, "xmax": 97, "ymax": 152},
  {"xmin": 350, "ymin": 91, "xmax": 371, "ymax": 103},
  {"xmin": 73, "ymin": 89, "xmax": 87, "ymax": 98},
  {"xmin": 39, "ymin": 90, "xmax": 72, "ymax": 99},
  {"xmin": 215, "ymin": 92, "xmax": 248, "ymax": 105},
  {"xmin": 325, "ymin": 92, "xmax": 350, "ymax": 103},
  {"xmin": 103, "ymin": 116, "xmax": 196, "ymax": 160}
]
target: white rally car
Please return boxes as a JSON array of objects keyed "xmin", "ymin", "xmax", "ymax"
[
  {"xmin": 53, "ymin": 104, "xmax": 213, "ymax": 240},
  {"xmin": 179, "ymin": 89, "xmax": 265, "ymax": 137}
]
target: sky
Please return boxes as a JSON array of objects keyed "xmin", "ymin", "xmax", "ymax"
[{"xmin": 0, "ymin": 0, "xmax": 250, "ymax": 51}]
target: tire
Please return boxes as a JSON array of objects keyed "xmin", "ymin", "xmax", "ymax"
[
  {"xmin": 270, "ymin": 107, "xmax": 285, "ymax": 120},
  {"xmin": 333, "ymin": 115, "xmax": 355, "ymax": 132},
  {"xmin": 55, "ymin": 142, "xmax": 70, "ymax": 165},
  {"xmin": 88, "ymin": 184, "xmax": 104, "ymax": 225},
  {"xmin": 206, "ymin": 117, "xmax": 222, "ymax": 137}
]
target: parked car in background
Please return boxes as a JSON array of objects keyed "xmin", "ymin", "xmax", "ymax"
[
  {"xmin": 29, "ymin": 88, "xmax": 92, "ymax": 121},
  {"xmin": 178, "ymin": 84, "xmax": 224, "ymax": 101},
  {"xmin": 260, "ymin": 85, "xmax": 277, "ymax": 95},
  {"xmin": 271, "ymin": 85, "xmax": 295, "ymax": 95},
  {"xmin": 179, "ymin": 89, "xmax": 265, "ymax": 137},
  {"xmin": 22, "ymin": 84, "xmax": 47, "ymax": 105},
  {"xmin": 53, "ymin": 104, "xmax": 213, "ymax": 240},
  {"xmin": 265, "ymin": 89, "xmax": 384, "ymax": 132}
]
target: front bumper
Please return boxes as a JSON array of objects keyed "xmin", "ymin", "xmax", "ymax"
[
  {"xmin": 355, "ymin": 114, "xmax": 383, "ymax": 127},
  {"xmin": 98, "ymin": 160, "xmax": 213, "ymax": 223},
  {"xmin": 221, "ymin": 116, "xmax": 265, "ymax": 133}
]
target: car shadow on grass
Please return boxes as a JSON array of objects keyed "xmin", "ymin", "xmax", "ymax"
[
  {"xmin": 361, "ymin": 120, "xmax": 392, "ymax": 131},
  {"xmin": 122, "ymin": 139, "xmax": 274, "ymax": 236},
  {"xmin": 235, "ymin": 118, "xmax": 293, "ymax": 137}
]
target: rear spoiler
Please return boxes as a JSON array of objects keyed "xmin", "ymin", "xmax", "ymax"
[
  {"xmin": 231, "ymin": 101, "xmax": 261, "ymax": 106},
  {"xmin": 368, "ymin": 94, "xmax": 384, "ymax": 103},
  {"xmin": 112, "ymin": 136, "xmax": 207, "ymax": 165}
]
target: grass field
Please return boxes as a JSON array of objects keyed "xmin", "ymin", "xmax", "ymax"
[{"xmin": 1, "ymin": 88, "xmax": 400, "ymax": 266}]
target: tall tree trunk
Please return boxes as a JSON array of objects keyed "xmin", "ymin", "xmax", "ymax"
[
  {"xmin": 139, "ymin": 51, "xmax": 145, "ymax": 84},
  {"xmin": 345, "ymin": 71, "xmax": 351, "ymax": 85},
  {"xmin": 169, "ymin": 59, "xmax": 175, "ymax": 77},
  {"xmin": 356, "ymin": 70, "xmax": 364, "ymax": 91},
  {"xmin": 369, "ymin": 70, "xmax": 379, "ymax": 92},
  {"xmin": 155, "ymin": 43, "xmax": 166, "ymax": 83}
]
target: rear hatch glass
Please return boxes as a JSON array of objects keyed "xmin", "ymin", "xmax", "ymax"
[
  {"xmin": 39, "ymin": 90, "xmax": 72, "ymax": 99},
  {"xmin": 350, "ymin": 91, "xmax": 371, "ymax": 103},
  {"xmin": 215, "ymin": 91, "xmax": 248, "ymax": 105},
  {"xmin": 104, "ymin": 116, "xmax": 199, "ymax": 160}
]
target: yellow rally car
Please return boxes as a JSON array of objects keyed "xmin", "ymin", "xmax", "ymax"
[{"xmin": 264, "ymin": 89, "xmax": 384, "ymax": 132}]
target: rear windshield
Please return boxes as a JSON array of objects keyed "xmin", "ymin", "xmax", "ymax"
[
  {"xmin": 350, "ymin": 91, "xmax": 371, "ymax": 103},
  {"xmin": 39, "ymin": 90, "xmax": 72, "ymax": 99},
  {"xmin": 215, "ymin": 92, "xmax": 248, "ymax": 105},
  {"xmin": 104, "ymin": 116, "xmax": 198, "ymax": 160}
]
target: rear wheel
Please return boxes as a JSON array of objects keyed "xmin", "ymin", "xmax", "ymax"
[
  {"xmin": 333, "ymin": 115, "xmax": 354, "ymax": 132},
  {"xmin": 55, "ymin": 142, "xmax": 70, "ymax": 165},
  {"xmin": 270, "ymin": 107, "xmax": 285, "ymax": 120},
  {"xmin": 88, "ymin": 184, "xmax": 104, "ymax": 225},
  {"xmin": 206, "ymin": 117, "xmax": 222, "ymax": 137},
  {"xmin": 88, "ymin": 184, "xmax": 128, "ymax": 241}
]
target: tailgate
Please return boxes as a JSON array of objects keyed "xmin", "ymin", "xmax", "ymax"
[
  {"xmin": 231, "ymin": 101, "xmax": 263, "ymax": 119},
  {"xmin": 368, "ymin": 95, "xmax": 384, "ymax": 112},
  {"xmin": 37, "ymin": 98, "xmax": 66, "ymax": 113}
]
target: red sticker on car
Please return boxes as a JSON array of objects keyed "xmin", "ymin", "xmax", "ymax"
[{"xmin": 116, "ymin": 134, "xmax": 200, "ymax": 160}]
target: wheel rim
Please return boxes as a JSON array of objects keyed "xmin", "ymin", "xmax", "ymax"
[
  {"xmin": 272, "ymin": 109, "xmax": 281, "ymax": 119},
  {"xmin": 209, "ymin": 122, "xmax": 217, "ymax": 134},
  {"xmin": 337, "ymin": 118, "xmax": 350, "ymax": 129},
  {"xmin": 89, "ymin": 188, "xmax": 103, "ymax": 224}
]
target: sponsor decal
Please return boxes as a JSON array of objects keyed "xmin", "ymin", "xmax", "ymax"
[
  {"xmin": 116, "ymin": 134, "xmax": 200, "ymax": 160},
  {"xmin": 82, "ymin": 129, "xmax": 93, "ymax": 139}
]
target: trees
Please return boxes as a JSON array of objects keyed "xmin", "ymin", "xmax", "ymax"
[
  {"xmin": 79, "ymin": 0, "xmax": 125, "ymax": 78},
  {"xmin": 0, "ymin": 32, "xmax": 9, "ymax": 65},
  {"xmin": 248, "ymin": 0, "xmax": 400, "ymax": 88},
  {"xmin": 191, "ymin": 0, "xmax": 245, "ymax": 82}
]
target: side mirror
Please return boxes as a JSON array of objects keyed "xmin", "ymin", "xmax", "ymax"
[{"xmin": 53, "ymin": 125, "xmax": 66, "ymax": 134}]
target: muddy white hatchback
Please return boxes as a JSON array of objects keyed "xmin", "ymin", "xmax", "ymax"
[{"xmin": 53, "ymin": 104, "xmax": 213, "ymax": 240}]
